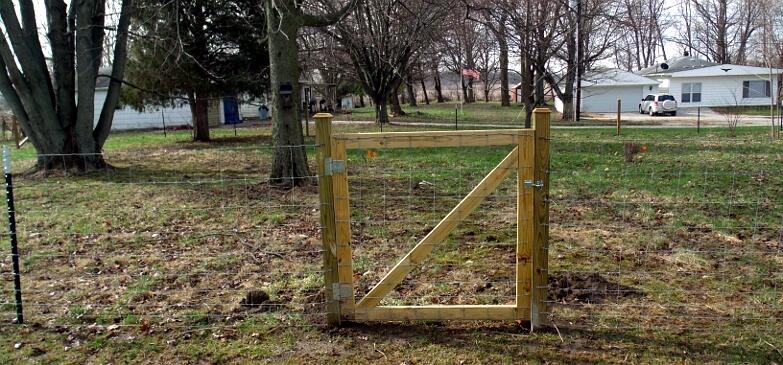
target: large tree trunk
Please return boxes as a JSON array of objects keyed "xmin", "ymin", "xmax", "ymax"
[
  {"xmin": 390, "ymin": 90, "xmax": 405, "ymax": 116},
  {"xmin": 189, "ymin": 91, "xmax": 211, "ymax": 142},
  {"xmin": 374, "ymin": 96, "xmax": 389, "ymax": 124},
  {"xmin": 267, "ymin": 0, "xmax": 310, "ymax": 186}
]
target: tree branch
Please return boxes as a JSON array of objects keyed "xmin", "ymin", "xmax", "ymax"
[{"xmin": 301, "ymin": 0, "xmax": 360, "ymax": 27}]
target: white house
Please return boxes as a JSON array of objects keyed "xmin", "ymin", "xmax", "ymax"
[
  {"xmin": 93, "ymin": 75, "xmax": 194, "ymax": 130},
  {"xmin": 555, "ymin": 69, "xmax": 660, "ymax": 113},
  {"xmin": 637, "ymin": 56, "xmax": 782, "ymax": 108}
]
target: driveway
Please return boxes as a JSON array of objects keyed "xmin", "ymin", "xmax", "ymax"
[{"xmin": 588, "ymin": 107, "xmax": 777, "ymax": 127}]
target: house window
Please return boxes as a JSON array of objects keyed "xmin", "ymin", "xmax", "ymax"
[
  {"xmin": 681, "ymin": 83, "xmax": 702, "ymax": 103},
  {"xmin": 743, "ymin": 80, "xmax": 771, "ymax": 98}
]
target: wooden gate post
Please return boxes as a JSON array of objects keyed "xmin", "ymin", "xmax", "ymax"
[
  {"xmin": 531, "ymin": 108, "xmax": 551, "ymax": 329},
  {"xmin": 315, "ymin": 113, "xmax": 341, "ymax": 325},
  {"xmin": 530, "ymin": 108, "xmax": 552, "ymax": 329}
]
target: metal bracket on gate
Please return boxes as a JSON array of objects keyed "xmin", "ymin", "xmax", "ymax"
[
  {"xmin": 324, "ymin": 158, "xmax": 346, "ymax": 176},
  {"xmin": 332, "ymin": 283, "xmax": 351, "ymax": 300},
  {"xmin": 524, "ymin": 180, "xmax": 544, "ymax": 189}
]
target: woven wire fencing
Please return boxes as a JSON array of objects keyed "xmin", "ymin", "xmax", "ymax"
[
  {"xmin": 346, "ymin": 143, "xmax": 521, "ymax": 311},
  {"xmin": 546, "ymin": 134, "xmax": 782, "ymax": 334},
  {"xmin": 2, "ymin": 129, "xmax": 782, "ymax": 336},
  {"xmin": 0, "ymin": 142, "xmax": 329, "ymax": 328}
]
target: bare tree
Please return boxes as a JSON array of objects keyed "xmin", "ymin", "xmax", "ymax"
[
  {"xmin": 438, "ymin": 11, "xmax": 482, "ymax": 104},
  {"xmin": 676, "ymin": 0, "xmax": 763, "ymax": 64},
  {"xmin": 466, "ymin": 0, "xmax": 512, "ymax": 106},
  {"xmin": 613, "ymin": 0, "xmax": 672, "ymax": 70},
  {"xmin": 326, "ymin": 0, "xmax": 447, "ymax": 124}
]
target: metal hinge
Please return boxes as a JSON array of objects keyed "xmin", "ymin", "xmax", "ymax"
[
  {"xmin": 524, "ymin": 180, "xmax": 544, "ymax": 189},
  {"xmin": 324, "ymin": 158, "xmax": 345, "ymax": 176},
  {"xmin": 332, "ymin": 283, "xmax": 351, "ymax": 300}
]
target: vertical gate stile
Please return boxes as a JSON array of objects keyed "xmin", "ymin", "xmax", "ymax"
[
  {"xmin": 517, "ymin": 128, "xmax": 535, "ymax": 321},
  {"xmin": 331, "ymin": 138, "xmax": 356, "ymax": 320},
  {"xmin": 532, "ymin": 108, "xmax": 551, "ymax": 329},
  {"xmin": 315, "ymin": 114, "xmax": 341, "ymax": 325}
]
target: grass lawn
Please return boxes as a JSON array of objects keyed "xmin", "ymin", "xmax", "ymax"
[{"xmin": 1, "ymin": 106, "xmax": 782, "ymax": 364}]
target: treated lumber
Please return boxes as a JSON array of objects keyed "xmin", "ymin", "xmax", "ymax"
[
  {"xmin": 331, "ymin": 139, "xmax": 356, "ymax": 316},
  {"xmin": 516, "ymin": 131, "xmax": 535, "ymax": 312},
  {"xmin": 354, "ymin": 305, "xmax": 530, "ymax": 321},
  {"xmin": 315, "ymin": 114, "xmax": 341, "ymax": 324},
  {"xmin": 531, "ymin": 108, "xmax": 551, "ymax": 328},
  {"xmin": 333, "ymin": 130, "xmax": 531, "ymax": 150}
]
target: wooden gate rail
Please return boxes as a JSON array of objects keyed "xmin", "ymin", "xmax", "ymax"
[{"xmin": 317, "ymin": 109, "xmax": 550, "ymax": 327}]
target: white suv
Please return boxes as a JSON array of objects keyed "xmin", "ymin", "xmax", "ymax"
[{"xmin": 639, "ymin": 94, "xmax": 677, "ymax": 116}]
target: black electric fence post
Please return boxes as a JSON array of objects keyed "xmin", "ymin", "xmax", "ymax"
[
  {"xmin": 455, "ymin": 107, "xmax": 458, "ymax": 130},
  {"xmin": 3, "ymin": 146, "xmax": 23, "ymax": 324}
]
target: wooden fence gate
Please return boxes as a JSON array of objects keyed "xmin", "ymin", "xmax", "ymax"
[{"xmin": 316, "ymin": 109, "xmax": 550, "ymax": 327}]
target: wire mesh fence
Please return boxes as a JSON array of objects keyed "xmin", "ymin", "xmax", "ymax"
[
  {"xmin": 1, "ymin": 127, "xmax": 782, "ymax": 338},
  {"xmin": 345, "ymin": 143, "xmax": 523, "ymax": 311},
  {"xmin": 1, "ymin": 142, "xmax": 330, "ymax": 329},
  {"xmin": 547, "ymin": 134, "xmax": 782, "ymax": 333}
]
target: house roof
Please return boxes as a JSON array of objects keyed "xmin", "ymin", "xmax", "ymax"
[
  {"xmin": 582, "ymin": 69, "xmax": 659, "ymax": 87},
  {"xmin": 636, "ymin": 56, "xmax": 719, "ymax": 76},
  {"xmin": 666, "ymin": 64, "xmax": 783, "ymax": 78}
]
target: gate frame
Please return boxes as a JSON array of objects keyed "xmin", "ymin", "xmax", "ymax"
[{"xmin": 316, "ymin": 109, "xmax": 550, "ymax": 327}]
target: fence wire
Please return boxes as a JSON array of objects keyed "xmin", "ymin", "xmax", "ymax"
[
  {"xmin": 2, "ymin": 131, "xmax": 782, "ymax": 336},
  {"xmin": 1, "ymin": 143, "xmax": 329, "ymax": 328},
  {"xmin": 547, "ymin": 135, "xmax": 782, "ymax": 333}
]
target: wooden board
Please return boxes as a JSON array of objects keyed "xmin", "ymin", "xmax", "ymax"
[
  {"xmin": 354, "ymin": 305, "xmax": 531, "ymax": 321},
  {"xmin": 331, "ymin": 139, "xmax": 356, "ymax": 316},
  {"xmin": 333, "ymin": 130, "xmax": 532, "ymax": 150}
]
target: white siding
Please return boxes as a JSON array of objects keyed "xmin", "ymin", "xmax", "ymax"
[
  {"xmin": 93, "ymin": 90, "xmax": 193, "ymax": 131},
  {"xmin": 670, "ymin": 75, "xmax": 778, "ymax": 107}
]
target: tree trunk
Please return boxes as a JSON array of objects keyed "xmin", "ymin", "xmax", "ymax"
[
  {"xmin": 267, "ymin": 0, "xmax": 311, "ymax": 186},
  {"xmin": 467, "ymin": 78, "xmax": 475, "ymax": 103},
  {"xmin": 460, "ymin": 76, "xmax": 467, "ymax": 102},
  {"xmin": 390, "ymin": 90, "xmax": 405, "ymax": 116},
  {"xmin": 189, "ymin": 91, "xmax": 211, "ymax": 142},
  {"xmin": 406, "ymin": 74, "xmax": 417, "ymax": 107},
  {"xmin": 498, "ymin": 14, "xmax": 510, "ymax": 107},
  {"xmin": 434, "ymin": 71, "xmax": 444, "ymax": 103},
  {"xmin": 535, "ymin": 70, "xmax": 545, "ymax": 106},
  {"xmin": 420, "ymin": 77, "xmax": 430, "ymax": 105},
  {"xmin": 374, "ymin": 96, "xmax": 389, "ymax": 124}
]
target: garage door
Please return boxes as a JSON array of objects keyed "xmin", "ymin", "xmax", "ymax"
[{"xmin": 581, "ymin": 86, "xmax": 645, "ymax": 113}]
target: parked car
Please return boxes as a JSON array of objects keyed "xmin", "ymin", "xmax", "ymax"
[{"xmin": 639, "ymin": 94, "xmax": 677, "ymax": 116}]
